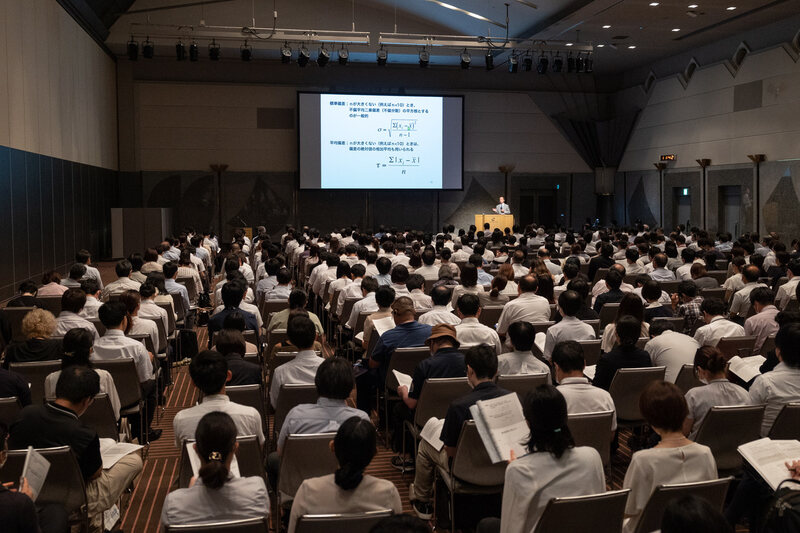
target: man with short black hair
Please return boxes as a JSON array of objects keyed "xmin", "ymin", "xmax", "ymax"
[
  {"xmin": 693, "ymin": 297, "xmax": 745, "ymax": 346},
  {"xmin": 255, "ymin": 258, "xmax": 282, "ymax": 301},
  {"xmin": 79, "ymin": 279, "xmax": 103, "ymax": 319},
  {"xmin": 496, "ymin": 275, "xmax": 551, "ymax": 341},
  {"xmin": 269, "ymin": 315, "xmax": 324, "ymax": 408},
  {"xmin": 776, "ymin": 258, "xmax": 800, "ymax": 310},
  {"xmin": 102, "ymin": 259, "xmax": 141, "ymax": 301},
  {"xmin": 55, "ymin": 288, "xmax": 99, "ymax": 340},
  {"xmin": 744, "ymin": 287, "xmax": 779, "ymax": 354},
  {"xmin": 266, "ymin": 268, "xmax": 293, "ymax": 300},
  {"xmin": 418, "ymin": 285, "xmax": 461, "ymax": 326},
  {"xmin": 335, "ymin": 263, "xmax": 367, "ymax": 317},
  {"xmin": 454, "ymin": 294, "xmax": 502, "ymax": 354},
  {"xmin": 374, "ymin": 256, "xmax": 393, "ymax": 286},
  {"xmin": 406, "ymin": 274, "xmax": 433, "ymax": 311},
  {"xmin": 543, "ymin": 290, "xmax": 596, "ymax": 360},
  {"xmin": 62, "ymin": 263, "xmax": 87, "ymax": 289},
  {"xmin": 346, "ymin": 276, "xmax": 381, "ymax": 330},
  {"xmin": 644, "ymin": 320, "xmax": 699, "ymax": 382},
  {"xmin": 552, "ymin": 340, "xmax": 616, "ymax": 432},
  {"xmin": 588, "ymin": 242, "xmax": 615, "ymax": 283},
  {"xmin": 750, "ymin": 323, "xmax": 800, "ymax": 436},
  {"xmin": 10, "ymin": 366, "xmax": 142, "ymax": 532},
  {"xmin": 415, "ymin": 249, "xmax": 440, "ymax": 281},
  {"xmin": 208, "ymin": 279, "xmax": 259, "ymax": 345},
  {"xmin": 497, "ymin": 321, "xmax": 551, "ymax": 378},
  {"xmin": 730, "ymin": 265, "xmax": 768, "ymax": 319},
  {"xmin": 163, "ymin": 261, "xmax": 195, "ymax": 328},
  {"xmin": 362, "ymin": 285, "xmax": 396, "ymax": 349},
  {"xmin": 138, "ymin": 281, "xmax": 169, "ymax": 336},
  {"xmin": 75, "ymin": 249, "xmax": 103, "ymax": 289},
  {"xmin": 268, "ymin": 289, "xmax": 324, "ymax": 335},
  {"xmin": 213, "ymin": 329, "xmax": 261, "ymax": 386},
  {"xmin": 173, "ymin": 350, "xmax": 264, "ymax": 445},
  {"xmin": 593, "ymin": 269, "xmax": 625, "ymax": 313}
]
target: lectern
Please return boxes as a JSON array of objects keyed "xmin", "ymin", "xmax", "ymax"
[{"xmin": 475, "ymin": 214, "xmax": 514, "ymax": 231}]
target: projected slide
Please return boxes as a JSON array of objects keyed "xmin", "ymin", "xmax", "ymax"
[{"xmin": 298, "ymin": 92, "xmax": 463, "ymax": 190}]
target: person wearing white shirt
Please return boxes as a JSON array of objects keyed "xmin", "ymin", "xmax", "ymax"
[
  {"xmin": 418, "ymin": 285, "xmax": 461, "ymax": 326},
  {"xmin": 119, "ymin": 290, "xmax": 161, "ymax": 354},
  {"xmin": 744, "ymin": 287, "xmax": 780, "ymax": 354},
  {"xmin": 481, "ymin": 385, "xmax": 605, "ymax": 533},
  {"xmin": 693, "ymin": 298, "xmax": 745, "ymax": 347},
  {"xmin": 346, "ymin": 278, "xmax": 380, "ymax": 331},
  {"xmin": 138, "ymin": 283, "xmax": 170, "ymax": 342},
  {"xmin": 552, "ymin": 340, "xmax": 616, "ymax": 432},
  {"xmin": 542, "ymin": 291, "xmax": 596, "ymax": 361},
  {"xmin": 238, "ymin": 260, "xmax": 255, "ymax": 285},
  {"xmin": 336, "ymin": 265, "xmax": 365, "ymax": 318},
  {"xmin": 622, "ymin": 248, "xmax": 646, "ymax": 275},
  {"xmin": 407, "ymin": 274, "xmax": 433, "ymax": 311},
  {"xmin": 496, "ymin": 275, "xmax": 552, "ymax": 341},
  {"xmin": 644, "ymin": 321, "xmax": 700, "ymax": 382},
  {"xmin": 415, "ymin": 249, "xmax": 440, "ymax": 281},
  {"xmin": 266, "ymin": 268, "xmax": 293, "ymax": 300},
  {"xmin": 79, "ymin": 279, "xmax": 103, "ymax": 320},
  {"xmin": 255, "ymin": 258, "xmax": 281, "ymax": 302},
  {"xmin": 55, "ymin": 289, "xmax": 100, "ymax": 341},
  {"xmin": 729, "ymin": 265, "xmax": 768, "ymax": 319},
  {"xmin": 497, "ymin": 322, "xmax": 551, "ymax": 378},
  {"xmin": 749, "ymin": 323, "xmax": 800, "ymax": 436},
  {"xmin": 723, "ymin": 257, "xmax": 747, "ymax": 302},
  {"xmin": 312, "ymin": 255, "xmax": 339, "ymax": 297},
  {"xmin": 325, "ymin": 264, "xmax": 353, "ymax": 311},
  {"xmin": 538, "ymin": 249, "xmax": 563, "ymax": 277},
  {"xmin": 75, "ymin": 249, "xmax": 104, "ymax": 289},
  {"xmin": 675, "ymin": 249, "xmax": 702, "ymax": 281},
  {"xmin": 510, "ymin": 251, "xmax": 530, "ymax": 279},
  {"xmin": 269, "ymin": 315, "xmax": 325, "ymax": 408},
  {"xmin": 776, "ymin": 259, "xmax": 800, "ymax": 309},
  {"xmin": 173, "ymin": 350, "xmax": 265, "ymax": 447},
  {"xmin": 649, "ymin": 253, "xmax": 676, "ymax": 281},
  {"xmin": 101, "ymin": 259, "xmax": 142, "ymax": 301},
  {"xmin": 683, "ymin": 346, "xmax": 751, "ymax": 439},
  {"xmin": 454, "ymin": 294, "xmax": 502, "ymax": 354}
]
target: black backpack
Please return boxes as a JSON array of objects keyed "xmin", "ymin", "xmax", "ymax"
[{"xmin": 761, "ymin": 480, "xmax": 800, "ymax": 533}]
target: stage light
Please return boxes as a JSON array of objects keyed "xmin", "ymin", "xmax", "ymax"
[
  {"xmin": 127, "ymin": 37, "xmax": 138, "ymax": 61},
  {"xmin": 281, "ymin": 43, "xmax": 292, "ymax": 63},
  {"xmin": 376, "ymin": 46, "xmax": 388, "ymax": 66},
  {"xmin": 208, "ymin": 39, "xmax": 220, "ymax": 60},
  {"xmin": 175, "ymin": 41, "xmax": 186, "ymax": 61},
  {"xmin": 567, "ymin": 52, "xmax": 575, "ymax": 72},
  {"xmin": 508, "ymin": 53, "xmax": 519, "ymax": 73},
  {"xmin": 419, "ymin": 49, "xmax": 430, "ymax": 68},
  {"xmin": 585, "ymin": 53, "xmax": 593, "ymax": 73},
  {"xmin": 460, "ymin": 49, "xmax": 471, "ymax": 69},
  {"xmin": 523, "ymin": 55, "xmax": 533, "ymax": 71},
  {"xmin": 338, "ymin": 47, "xmax": 349, "ymax": 65},
  {"xmin": 189, "ymin": 41, "xmax": 199, "ymax": 62},
  {"xmin": 485, "ymin": 50, "xmax": 494, "ymax": 70},
  {"xmin": 142, "ymin": 38, "xmax": 154, "ymax": 59},
  {"xmin": 576, "ymin": 53, "xmax": 585, "ymax": 72},
  {"xmin": 298, "ymin": 46, "xmax": 310, "ymax": 67},
  {"xmin": 537, "ymin": 53, "xmax": 548, "ymax": 74},
  {"xmin": 552, "ymin": 53, "xmax": 563, "ymax": 72},
  {"xmin": 240, "ymin": 41, "xmax": 252, "ymax": 61},
  {"xmin": 317, "ymin": 47, "xmax": 330, "ymax": 67}
]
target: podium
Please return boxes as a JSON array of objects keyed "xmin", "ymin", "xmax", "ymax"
[{"xmin": 475, "ymin": 214, "xmax": 514, "ymax": 231}]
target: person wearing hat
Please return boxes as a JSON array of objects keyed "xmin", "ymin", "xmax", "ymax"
[{"xmin": 392, "ymin": 323, "xmax": 467, "ymax": 471}]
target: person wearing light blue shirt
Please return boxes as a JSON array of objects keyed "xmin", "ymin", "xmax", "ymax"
[
  {"xmin": 163, "ymin": 261, "xmax": 194, "ymax": 329},
  {"xmin": 493, "ymin": 196, "xmax": 511, "ymax": 215}
]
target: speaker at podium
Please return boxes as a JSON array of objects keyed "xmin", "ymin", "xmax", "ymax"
[{"xmin": 475, "ymin": 214, "xmax": 514, "ymax": 231}]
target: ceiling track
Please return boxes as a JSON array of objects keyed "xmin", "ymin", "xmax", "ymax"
[{"xmin": 674, "ymin": 0, "xmax": 794, "ymax": 41}]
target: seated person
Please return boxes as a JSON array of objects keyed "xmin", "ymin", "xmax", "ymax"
[
  {"xmin": 161, "ymin": 412, "xmax": 269, "ymax": 526},
  {"xmin": 478, "ymin": 384, "xmax": 605, "ymax": 533},
  {"xmin": 267, "ymin": 289, "xmax": 324, "ymax": 336},
  {"xmin": 0, "ymin": 362, "xmax": 31, "ymax": 407},
  {"xmin": 563, "ymin": 279, "xmax": 599, "ymax": 321},
  {"xmin": 593, "ymin": 315, "xmax": 652, "ymax": 391},
  {"xmin": 61, "ymin": 263, "xmax": 86, "ymax": 289},
  {"xmin": 478, "ymin": 275, "xmax": 510, "ymax": 307},
  {"xmin": 10, "ymin": 366, "xmax": 143, "ymax": 533},
  {"xmin": 749, "ymin": 322, "xmax": 800, "ymax": 436},
  {"xmin": 2, "ymin": 308, "xmax": 63, "ymax": 367},
  {"xmin": 54, "ymin": 288, "xmax": 100, "ymax": 341},
  {"xmin": 119, "ymin": 290, "xmax": 160, "ymax": 354},
  {"xmin": 45, "ymin": 328, "xmax": 121, "ymax": 421},
  {"xmin": 93, "ymin": 301, "xmax": 159, "ymax": 442},
  {"xmin": 409, "ymin": 345, "xmax": 509, "ymax": 520},
  {"xmin": 79, "ymin": 279, "xmax": 103, "ymax": 319},
  {"xmin": 683, "ymin": 346, "xmax": 750, "ymax": 438},
  {"xmin": 642, "ymin": 280, "xmax": 673, "ymax": 322},
  {"xmin": 600, "ymin": 293, "xmax": 650, "ymax": 353},
  {"xmin": 417, "ymin": 285, "xmax": 461, "ymax": 326},
  {"xmin": 455, "ymin": 294, "xmax": 502, "ymax": 354},
  {"xmin": 623, "ymin": 381, "xmax": 717, "ymax": 533},
  {"xmin": 693, "ymin": 297, "xmax": 745, "ymax": 347},
  {"xmin": 497, "ymin": 321, "xmax": 551, "ymax": 378},
  {"xmin": 288, "ymin": 417, "xmax": 402, "ymax": 533},
  {"xmin": 101, "ymin": 259, "xmax": 141, "ymax": 300},
  {"xmin": 407, "ymin": 274, "xmax": 433, "ymax": 311},
  {"xmin": 593, "ymin": 269, "xmax": 625, "ymax": 314},
  {"xmin": 212, "ymin": 328, "xmax": 261, "ymax": 386},
  {"xmin": 543, "ymin": 290, "xmax": 596, "ymax": 360},
  {"xmin": 265, "ymin": 268, "xmax": 293, "ymax": 300},
  {"xmin": 173, "ymin": 350, "xmax": 264, "ymax": 447},
  {"xmin": 644, "ymin": 321, "xmax": 699, "ymax": 383},
  {"xmin": 552, "ymin": 340, "xmax": 616, "ymax": 434},
  {"xmin": 269, "ymin": 315, "xmax": 325, "ymax": 408},
  {"xmin": 7, "ymin": 280, "xmax": 42, "ymax": 308},
  {"xmin": 361, "ymin": 285, "xmax": 396, "ymax": 350},
  {"xmin": 37, "ymin": 270, "xmax": 68, "ymax": 296},
  {"xmin": 207, "ymin": 279, "xmax": 259, "ymax": 347}
]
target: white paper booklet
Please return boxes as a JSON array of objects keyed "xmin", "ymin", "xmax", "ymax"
[
  {"xmin": 420, "ymin": 417, "xmax": 445, "ymax": 452},
  {"xmin": 738, "ymin": 437, "xmax": 800, "ymax": 490},
  {"xmin": 99, "ymin": 439, "xmax": 144, "ymax": 470},
  {"xmin": 469, "ymin": 393, "xmax": 528, "ymax": 463},
  {"xmin": 392, "ymin": 370, "xmax": 413, "ymax": 390},
  {"xmin": 186, "ymin": 442, "xmax": 241, "ymax": 478},
  {"xmin": 728, "ymin": 355, "xmax": 766, "ymax": 382},
  {"xmin": 21, "ymin": 446, "xmax": 50, "ymax": 502},
  {"xmin": 533, "ymin": 332, "xmax": 547, "ymax": 357},
  {"xmin": 373, "ymin": 316, "xmax": 396, "ymax": 337},
  {"xmin": 584, "ymin": 365, "xmax": 597, "ymax": 381}
]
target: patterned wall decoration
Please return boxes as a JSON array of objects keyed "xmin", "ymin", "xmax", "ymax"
[
  {"xmin": 760, "ymin": 162, "xmax": 800, "ymax": 239},
  {"xmin": 626, "ymin": 171, "xmax": 659, "ymax": 227},
  {"xmin": 706, "ymin": 166, "xmax": 754, "ymax": 235}
]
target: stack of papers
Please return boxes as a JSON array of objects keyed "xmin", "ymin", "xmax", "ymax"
[
  {"xmin": 469, "ymin": 393, "xmax": 529, "ymax": 463},
  {"xmin": 738, "ymin": 438, "xmax": 800, "ymax": 490},
  {"xmin": 728, "ymin": 355, "xmax": 766, "ymax": 382},
  {"xmin": 584, "ymin": 365, "xmax": 597, "ymax": 381},
  {"xmin": 392, "ymin": 370, "xmax": 413, "ymax": 390},
  {"xmin": 20, "ymin": 446, "xmax": 50, "ymax": 501},
  {"xmin": 420, "ymin": 417, "xmax": 445, "ymax": 452}
]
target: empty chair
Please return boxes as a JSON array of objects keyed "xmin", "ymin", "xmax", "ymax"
[
  {"xmin": 534, "ymin": 489, "xmax": 630, "ymax": 533},
  {"xmin": 0, "ymin": 397, "xmax": 21, "ymax": 427},
  {"xmin": 176, "ymin": 277, "xmax": 199, "ymax": 305},
  {"xmin": 261, "ymin": 300, "xmax": 289, "ymax": 328},
  {"xmin": 659, "ymin": 281, "xmax": 681, "ymax": 294},
  {"xmin": 532, "ymin": 321, "xmax": 555, "ymax": 336},
  {"xmin": 767, "ymin": 403, "xmax": 800, "ymax": 440},
  {"xmin": 632, "ymin": 477, "xmax": 732, "ymax": 533},
  {"xmin": 0, "ymin": 306, "xmax": 36, "ymax": 343},
  {"xmin": 598, "ymin": 303, "xmax": 620, "ymax": 330},
  {"xmin": 608, "ymin": 367, "xmax": 667, "ymax": 427},
  {"xmin": 277, "ymin": 433, "xmax": 339, "ymax": 525},
  {"xmin": 577, "ymin": 340, "xmax": 602, "ymax": 366},
  {"xmin": 79, "ymin": 393, "xmax": 120, "ymax": 441},
  {"xmin": 496, "ymin": 374, "xmax": 549, "ymax": 401},
  {"xmin": 383, "ymin": 346, "xmax": 431, "ymax": 443},
  {"xmin": 294, "ymin": 510, "xmax": 393, "ymax": 533},
  {"xmin": 716, "ymin": 336, "xmax": 757, "ymax": 359},
  {"xmin": 674, "ymin": 364, "xmax": 703, "ymax": 394},
  {"xmin": 8, "ymin": 360, "xmax": 62, "ymax": 405},
  {"xmin": 163, "ymin": 517, "xmax": 269, "ymax": 533},
  {"xmin": 567, "ymin": 411, "xmax": 615, "ymax": 467},
  {"xmin": 693, "ymin": 404, "xmax": 766, "ymax": 475},
  {"xmin": 265, "ymin": 329, "xmax": 289, "ymax": 357},
  {"xmin": 478, "ymin": 306, "xmax": 504, "ymax": 328}
]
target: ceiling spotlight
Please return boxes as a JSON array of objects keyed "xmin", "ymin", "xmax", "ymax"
[
  {"xmin": 726, "ymin": 5, "xmax": 736, "ymax": 9},
  {"xmin": 602, "ymin": 24, "xmax": 611, "ymax": 29},
  {"xmin": 537, "ymin": 53, "xmax": 548, "ymax": 74},
  {"xmin": 523, "ymin": 55, "xmax": 533, "ymax": 71},
  {"xmin": 317, "ymin": 47, "xmax": 330, "ymax": 67},
  {"xmin": 338, "ymin": 47, "xmax": 349, "ymax": 65},
  {"xmin": 485, "ymin": 50, "xmax": 494, "ymax": 70},
  {"xmin": 208, "ymin": 39, "xmax": 220, "ymax": 60},
  {"xmin": 376, "ymin": 46, "xmax": 388, "ymax": 66},
  {"xmin": 189, "ymin": 41, "xmax": 199, "ymax": 62},
  {"xmin": 460, "ymin": 49, "xmax": 471, "ymax": 69},
  {"xmin": 566, "ymin": 42, "xmax": 574, "ymax": 46},
  {"xmin": 672, "ymin": 28, "xmax": 681, "ymax": 31},
  {"xmin": 585, "ymin": 53, "xmax": 593, "ymax": 73},
  {"xmin": 298, "ymin": 46, "xmax": 310, "ymax": 67},
  {"xmin": 576, "ymin": 53, "xmax": 585, "ymax": 72},
  {"xmin": 649, "ymin": 2, "xmax": 659, "ymax": 5},
  {"xmin": 281, "ymin": 43, "xmax": 292, "ymax": 63},
  {"xmin": 419, "ymin": 49, "xmax": 430, "ymax": 68},
  {"xmin": 175, "ymin": 41, "xmax": 186, "ymax": 61},
  {"xmin": 142, "ymin": 38, "xmax": 154, "ymax": 59},
  {"xmin": 567, "ymin": 52, "xmax": 575, "ymax": 73},
  {"xmin": 628, "ymin": 45, "xmax": 637, "ymax": 49},
  {"xmin": 552, "ymin": 53, "xmax": 563, "ymax": 72},
  {"xmin": 127, "ymin": 37, "xmax": 138, "ymax": 61},
  {"xmin": 508, "ymin": 53, "xmax": 519, "ymax": 73},
  {"xmin": 240, "ymin": 41, "xmax": 252, "ymax": 61},
  {"xmin": 596, "ymin": 44, "xmax": 605, "ymax": 48},
  {"xmin": 688, "ymin": 3, "xmax": 698, "ymax": 6}
]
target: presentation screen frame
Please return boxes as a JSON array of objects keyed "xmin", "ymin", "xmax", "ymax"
[{"xmin": 297, "ymin": 91, "xmax": 465, "ymax": 191}]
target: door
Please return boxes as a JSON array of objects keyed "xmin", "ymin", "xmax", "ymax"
[
  {"xmin": 520, "ymin": 189, "xmax": 557, "ymax": 228},
  {"xmin": 718, "ymin": 186, "xmax": 741, "ymax": 236},
  {"xmin": 673, "ymin": 188, "xmax": 691, "ymax": 229}
]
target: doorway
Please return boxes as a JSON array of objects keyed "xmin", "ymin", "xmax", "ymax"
[
  {"xmin": 718, "ymin": 185, "xmax": 741, "ymax": 236},
  {"xmin": 673, "ymin": 187, "xmax": 691, "ymax": 229},
  {"xmin": 520, "ymin": 189, "xmax": 557, "ymax": 228}
]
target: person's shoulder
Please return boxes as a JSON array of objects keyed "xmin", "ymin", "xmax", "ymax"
[{"xmin": 572, "ymin": 445, "xmax": 603, "ymax": 464}]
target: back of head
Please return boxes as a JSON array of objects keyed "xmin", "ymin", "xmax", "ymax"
[
  {"xmin": 22, "ymin": 308, "xmax": 57, "ymax": 339},
  {"xmin": 375, "ymin": 286, "xmax": 396, "ymax": 308},
  {"xmin": 464, "ymin": 345, "xmax": 498, "ymax": 379},
  {"xmin": 189, "ymin": 350, "xmax": 229, "ymax": 395},
  {"xmin": 508, "ymin": 321, "xmax": 535, "ymax": 351},
  {"xmin": 700, "ymin": 297, "xmax": 726, "ymax": 317},
  {"xmin": 460, "ymin": 264, "xmax": 478, "ymax": 287},
  {"xmin": 661, "ymin": 495, "xmax": 733, "ymax": 533},
  {"xmin": 195, "ymin": 411, "xmax": 237, "ymax": 490},
  {"xmin": 457, "ymin": 293, "xmax": 480, "ymax": 316},
  {"xmin": 639, "ymin": 381, "xmax": 687, "ymax": 432},
  {"xmin": 776, "ymin": 322, "xmax": 800, "ymax": 368},
  {"xmin": 62, "ymin": 288, "xmax": 87, "ymax": 314},
  {"xmin": 61, "ymin": 328, "xmax": 94, "ymax": 368},
  {"xmin": 558, "ymin": 290, "xmax": 581, "ymax": 317},
  {"xmin": 287, "ymin": 314, "xmax": 316, "ymax": 350},
  {"xmin": 315, "ymin": 357, "xmax": 354, "ymax": 399},
  {"xmin": 430, "ymin": 285, "xmax": 452, "ymax": 306},
  {"xmin": 75, "ymin": 249, "xmax": 91, "ymax": 264},
  {"xmin": 693, "ymin": 346, "xmax": 727, "ymax": 374},
  {"xmin": 333, "ymin": 417, "xmax": 377, "ymax": 491},
  {"xmin": 69, "ymin": 263, "xmax": 87, "ymax": 280},
  {"xmin": 642, "ymin": 280, "xmax": 662, "ymax": 302},
  {"xmin": 391, "ymin": 265, "xmax": 409, "ymax": 284},
  {"xmin": 749, "ymin": 286, "xmax": 774, "ymax": 307},
  {"xmin": 162, "ymin": 261, "xmax": 178, "ymax": 279},
  {"xmin": 214, "ymin": 329, "xmax": 246, "ymax": 356},
  {"xmin": 221, "ymin": 279, "xmax": 246, "ymax": 307},
  {"xmin": 677, "ymin": 280, "xmax": 697, "ymax": 299},
  {"xmin": 519, "ymin": 274, "xmax": 538, "ymax": 293},
  {"xmin": 119, "ymin": 290, "xmax": 141, "ymax": 316},
  {"xmin": 742, "ymin": 264, "xmax": 760, "ymax": 283},
  {"xmin": 288, "ymin": 289, "xmax": 308, "ymax": 309},
  {"xmin": 98, "ymin": 300, "xmax": 127, "ymax": 328},
  {"xmin": 360, "ymin": 276, "xmax": 379, "ymax": 294},
  {"xmin": 605, "ymin": 269, "xmax": 623, "ymax": 290},
  {"xmin": 648, "ymin": 320, "xmax": 674, "ymax": 337},
  {"xmin": 616, "ymin": 314, "xmax": 642, "ymax": 346},
  {"xmin": 567, "ymin": 279, "xmax": 590, "ymax": 301},
  {"xmin": 55, "ymin": 365, "xmax": 100, "ymax": 404},
  {"xmin": 407, "ymin": 274, "xmax": 425, "ymax": 292},
  {"xmin": 376, "ymin": 256, "xmax": 392, "ymax": 275},
  {"xmin": 522, "ymin": 385, "xmax": 573, "ymax": 458},
  {"xmin": 552, "ymin": 341, "xmax": 585, "ymax": 373}
]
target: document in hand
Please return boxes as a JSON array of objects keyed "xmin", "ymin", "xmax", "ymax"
[
  {"xmin": 469, "ymin": 393, "xmax": 529, "ymax": 463},
  {"xmin": 392, "ymin": 370, "xmax": 413, "ymax": 390},
  {"xmin": 20, "ymin": 446, "xmax": 50, "ymax": 502},
  {"xmin": 99, "ymin": 438, "xmax": 144, "ymax": 470},
  {"xmin": 583, "ymin": 365, "xmax": 597, "ymax": 381},
  {"xmin": 420, "ymin": 417, "xmax": 445, "ymax": 452},
  {"xmin": 738, "ymin": 437, "xmax": 800, "ymax": 490},
  {"xmin": 727, "ymin": 355, "xmax": 766, "ymax": 382},
  {"xmin": 373, "ymin": 316, "xmax": 396, "ymax": 337},
  {"xmin": 186, "ymin": 442, "xmax": 241, "ymax": 478}
]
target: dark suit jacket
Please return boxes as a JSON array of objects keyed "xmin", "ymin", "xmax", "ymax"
[{"xmin": 593, "ymin": 346, "xmax": 652, "ymax": 391}]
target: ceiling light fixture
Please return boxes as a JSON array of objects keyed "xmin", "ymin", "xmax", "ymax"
[
  {"xmin": 424, "ymin": 0, "xmax": 507, "ymax": 29},
  {"xmin": 281, "ymin": 43, "xmax": 292, "ymax": 64},
  {"xmin": 508, "ymin": 53, "xmax": 519, "ymax": 73},
  {"xmin": 726, "ymin": 5, "xmax": 736, "ymax": 9},
  {"xmin": 142, "ymin": 37, "xmax": 154, "ymax": 59},
  {"xmin": 127, "ymin": 37, "xmax": 139, "ymax": 61},
  {"xmin": 688, "ymin": 3, "xmax": 698, "ymax": 7},
  {"xmin": 298, "ymin": 45, "xmax": 310, "ymax": 67},
  {"xmin": 317, "ymin": 46, "xmax": 330, "ymax": 67},
  {"xmin": 338, "ymin": 47, "xmax": 349, "ymax": 65},
  {"xmin": 460, "ymin": 49, "xmax": 471, "ymax": 69},
  {"xmin": 628, "ymin": 45, "xmax": 637, "ymax": 49},
  {"xmin": 602, "ymin": 25, "xmax": 611, "ymax": 29},
  {"xmin": 649, "ymin": 2, "xmax": 659, "ymax": 6},
  {"xmin": 596, "ymin": 44, "xmax": 605, "ymax": 48},
  {"xmin": 208, "ymin": 39, "xmax": 220, "ymax": 60},
  {"xmin": 175, "ymin": 40, "xmax": 186, "ymax": 61},
  {"xmin": 419, "ymin": 48, "xmax": 430, "ymax": 68},
  {"xmin": 672, "ymin": 28, "xmax": 681, "ymax": 31},
  {"xmin": 566, "ymin": 42, "xmax": 574, "ymax": 46}
]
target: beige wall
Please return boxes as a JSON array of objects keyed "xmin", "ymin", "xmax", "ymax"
[
  {"xmin": 620, "ymin": 45, "xmax": 800, "ymax": 171},
  {"xmin": 0, "ymin": 0, "xmax": 118, "ymax": 169}
]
